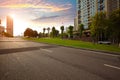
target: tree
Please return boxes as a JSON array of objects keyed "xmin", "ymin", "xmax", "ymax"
[
  {"xmin": 90, "ymin": 12, "xmax": 107, "ymax": 42},
  {"xmin": 38, "ymin": 32, "xmax": 42, "ymax": 38},
  {"xmin": 55, "ymin": 30, "xmax": 59, "ymax": 37},
  {"xmin": 109, "ymin": 9, "xmax": 120, "ymax": 45},
  {"xmin": 33, "ymin": 30, "xmax": 38, "ymax": 37},
  {"xmin": 51, "ymin": 27, "xmax": 56, "ymax": 38},
  {"xmin": 43, "ymin": 28, "xmax": 46, "ymax": 37},
  {"xmin": 60, "ymin": 26, "xmax": 64, "ymax": 39},
  {"xmin": 47, "ymin": 27, "xmax": 50, "ymax": 37},
  {"xmin": 68, "ymin": 25, "xmax": 74, "ymax": 39},
  {"xmin": 78, "ymin": 24, "xmax": 84, "ymax": 38},
  {"xmin": 24, "ymin": 28, "xmax": 34, "ymax": 37}
]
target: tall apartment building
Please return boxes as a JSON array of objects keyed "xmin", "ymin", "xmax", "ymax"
[
  {"xmin": 77, "ymin": 0, "xmax": 81, "ymax": 28},
  {"xmin": 76, "ymin": 0, "xmax": 120, "ymax": 30},
  {"xmin": 6, "ymin": 16, "xmax": 13, "ymax": 36},
  {"xmin": 97, "ymin": 0, "xmax": 119, "ymax": 16},
  {"xmin": 76, "ymin": 0, "xmax": 97, "ymax": 29}
]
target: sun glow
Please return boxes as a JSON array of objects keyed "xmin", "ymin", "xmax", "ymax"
[
  {"xmin": 9, "ymin": 14, "xmax": 29, "ymax": 36},
  {"xmin": 10, "ymin": 14, "xmax": 16, "ymax": 19}
]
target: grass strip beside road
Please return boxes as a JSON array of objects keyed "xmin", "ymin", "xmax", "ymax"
[{"xmin": 25, "ymin": 38, "xmax": 120, "ymax": 54}]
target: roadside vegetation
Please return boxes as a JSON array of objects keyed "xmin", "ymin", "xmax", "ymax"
[
  {"xmin": 90, "ymin": 9, "xmax": 120, "ymax": 46},
  {"xmin": 25, "ymin": 38, "xmax": 120, "ymax": 53}
]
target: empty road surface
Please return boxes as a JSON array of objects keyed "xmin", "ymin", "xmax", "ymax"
[{"xmin": 0, "ymin": 37, "xmax": 120, "ymax": 80}]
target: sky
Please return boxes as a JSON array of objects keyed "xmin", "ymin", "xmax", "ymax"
[{"xmin": 0, "ymin": 0, "xmax": 76, "ymax": 36}]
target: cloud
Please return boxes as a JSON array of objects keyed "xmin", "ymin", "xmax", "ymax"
[
  {"xmin": 32, "ymin": 13, "xmax": 74, "ymax": 25},
  {"xmin": 0, "ymin": 0, "xmax": 72, "ymax": 12},
  {"xmin": 33, "ymin": 15, "xmax": 59, "ymax": 21}
]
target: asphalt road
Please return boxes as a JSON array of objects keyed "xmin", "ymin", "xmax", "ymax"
[{"xmin": 0, "ymin": 37, "xmax": 120, "ymax": 80}]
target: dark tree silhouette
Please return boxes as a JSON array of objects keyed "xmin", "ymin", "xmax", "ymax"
[
  {"xmin": 24, "ymin": 28, "xmax": 34, "ymax": 37},
  {"xmin": 33, "ymin": 30, "xmax": 38, "ymax": 37},
  {"xmin": 109, "ymin": 9, "xmax": 120, "ymax": 45},
  {"xmin": 78, "ymin": 24, "xmax": 84, "ymax": 38},
  {"xmin": 51, "ymin": 27, "xmax": 56, "ymax": 38},
  {"xmin": 43, "ymin": 28, "xmax": 46, "ymax": 37},
  {"xmin": 60, "ymin": 26, "xmax": 64, "ymax": 39},
  {"xmin": 47, "ymin": 27, "xmax": 50, "ymax": 37},
  {"xmin": 68, "ymin": 25, "xmax": 74, "ymax": 39}
]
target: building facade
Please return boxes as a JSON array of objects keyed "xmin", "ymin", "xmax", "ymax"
[
  {"xmin": 0, "ymin": 26, "xmax": 5, "ymax": 37},
  {"xmin": 6, "ymin": 16, "xmax": 13, "ymax": 36},
  {"xmin": 0, "ymin": 19, "xmax": 5, "ymax": 37},
  {"xmin": 77, "ymin": 0, "xmax": 81, "ymax": 27},
  {"xmin": 97, "ymin": 0, "xmax": 119, "ymax": 16},
  {"xmin": 76, "ymin": 0, "xmax": 120, "ymax": 30},
  {"xmin": 74, "ymin": 17, "xmax": 78, "ymax": 31},
  {"xmin": 76, "ymin": 0, "xmax": 97, "ymax": 29}
]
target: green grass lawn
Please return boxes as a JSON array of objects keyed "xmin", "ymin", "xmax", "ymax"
[{"xmin": 25, "ymin": 38, "xmax": 120, "ymax": 53}]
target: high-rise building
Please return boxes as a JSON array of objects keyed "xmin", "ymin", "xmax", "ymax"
[
  {"xmin": 97, "ymin": 0, "xmax": 119, "ymax": 17},
  {"xmin": 118, "ymin": 0, "xmax": 120, "ymax": 8},
  {"xmin": 6, "ymin": 16, "xmax": 13, "ymax": 36},
  {"xmin": 77, "ymin": 0, "xmax": 81, "ymax": 28},
  {"xmin": 76, "ymin": 0, "xmax": 97, "ymax": 29},
  {"xmin": 0, "ymin": 19, "xmax": 5, "ymax": 37},
  {"xmin": 74, "ymin": 17, "xmax": 78, "ymax": 31},
  {"xmin": 76, "ymin": 0, "xmax": 119, "ymax": 30}
]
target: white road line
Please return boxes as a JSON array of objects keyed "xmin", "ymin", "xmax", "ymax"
[
  {"xmin": 40, "ymin": 49, "xmax": 53, "ymax": 53},
  {"xmin": 92, "ymin": 52, "xmax": 119, "ymax": 57},
  {"xmin": 104, "ymin": 64, "xmax": 120, "ymax": 70}
]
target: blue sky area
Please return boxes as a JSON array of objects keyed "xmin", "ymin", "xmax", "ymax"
[{"xmin": 0, "ymin": 0, "xmax": 76, "ymax": 36}]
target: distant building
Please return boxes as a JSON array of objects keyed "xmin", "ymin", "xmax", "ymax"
[
  {"xmin": 0, "ymin": 26, "xmax": 5, "ymax": 37},
  {"xmin": 6, "ymin": 16, "xmax": 13, "ymax": 36},
  {"xmin": 0, "ymin": 19, "xmax": 5, "ymax": 37},
  {"xmin": 0, "ymin": 19, "xmax": 1, "ymax": 24},
  {"xmin": 74, "ymin": 17, "xmax": 78, "ymax": 31},
  {"xmin": 77, "ymin": 0, "xmax": 81, "ymax": 29},
  {"xmin": 76, "ymin": 0, "xmax": 120, "ymax": 30}
]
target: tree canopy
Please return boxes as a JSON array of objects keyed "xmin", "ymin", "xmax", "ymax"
[
  {"xmin": 78, "ymin": 24, "xmax": 84, "ymax": 38},
  {"xmin": 60, "ymin": 26, "xmax": 64, "ymax": 38},
  {"xmin": 90, "ymin": 12, "xmax": 107, "ymax": 42},
  {"xmin": 109, "ymin": 9, "xmax": 120, "ymax": 44},
  {"xmin": 68, "ymin": 25, "xmax": 74, "ymax": 39},
  {"xmin": 24, "ymin": 28, "xmax": 38, "ymax": 37}
]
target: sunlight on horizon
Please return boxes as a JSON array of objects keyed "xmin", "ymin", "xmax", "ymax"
[
  {"xmin": 10, "ymin": 14, "xmax": 30, "ymax": 36},
  {"xmin": 1, "ymin": 13, "xmax": 71, "ymax": 36}
]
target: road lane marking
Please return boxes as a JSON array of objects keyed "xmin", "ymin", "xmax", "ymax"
[
  {"xmin": 93, "ymin": 52, "xmax": 119, "ymax": 57},
  {"xmin": 40, "ymin": 48, "xmax": 53, "ymax": 53},
  {"xmin": 104, "ymin": 64, "xmax": 120, "ymax": 70}
]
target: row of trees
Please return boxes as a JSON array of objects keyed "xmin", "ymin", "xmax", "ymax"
[
  {"xmin": 90, "ymin": 9, "xmax": 120, "ymax": 45},
  {"xmin": 24, "ymin": 25, "xmax": 75, "ymax": 39}
]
